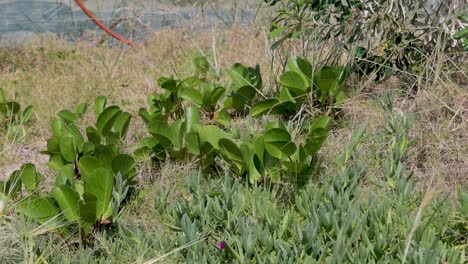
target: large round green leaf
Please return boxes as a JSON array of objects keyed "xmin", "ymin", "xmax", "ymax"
[
  {"xmin": 52, "ymin": 185, "xmax": 80, "ymax": 222},
  {"xmin": 185, "ymin": 131, "xmax": 200, "ymax": 155},
  {"xmin": 17, "ymin": 196, "xmax": 59, "ymax": 222},
  {"xmin": 219, "ymin": 138, "xmax": 244, "ymax": 170},
  {"xmin": 59, "ymin": 136, "xmax": 77, "ymax": 162},
  {"xmin": 112, "ymin": 154, "xmax": 136, "ymax": 179},
  {"xmin": 96, "ymin": 106, "xmax": 122, "ymax": 137},
  {"xmin": 85, "ymin": 168, "xmax": 114, "ymax": 221},
  {"xmin": 287, "ymin": 57, "xmax": 313, "ymax": 82},
  {"xmin": 198, "ymin": 125, "xmax": 225, "ymax": 150},
  {"xmin": 58, "ymin": 110, "xmax": 78, "ymax": 123},
  {"xmin": 250, "ymin": 99, "xmax": 279, "ymax": 117},
  {"xmin": 77, "ymin": 156, "xmax": 109, "ymax": 181},
  {"xmin": 55, "ymin": 164, "xmax": 75, "ymax": 188},
  {"xmin": 18, "ymin": 163, "xmax": 41, "ymax": 193},
  {"xmin": 305, "ymin": 128, "xmax": 329, "ymax": 156},
  {"xmin": 280, "ymin": 71, "xmax": 308, "ymax": 95},
  {"xmin": 180, "ymin": 87, "xmax": 203, "ymax": 106},
  {"xmin": 264, "ymin": 127, "xmax": 296, "ymax": 160},
  {"xmin": 113, "ymin": 111, "xmax": 132, "ymax": 139}
]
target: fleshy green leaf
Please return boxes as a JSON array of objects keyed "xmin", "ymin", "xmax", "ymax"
[
  {"xmin": 52, "ymin": 185, "xmax": 80, "ymax": 222},
  {"xmin": 85, "ymin": 168, "xmax": 114, "ymax": 221}
]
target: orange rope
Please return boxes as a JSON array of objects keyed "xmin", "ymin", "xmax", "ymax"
[{"xmin": 74, "ymin": 0, "xmax": 134, "ymax": 46}]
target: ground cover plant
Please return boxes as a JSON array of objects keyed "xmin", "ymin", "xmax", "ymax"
[{"xmin": 0, "ymin": 0, "xmax": 466, "ymax": 263}]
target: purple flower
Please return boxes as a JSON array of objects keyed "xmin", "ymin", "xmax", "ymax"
[{"xmin": 218, "ymin": 241, "xmax": 225, "ymax": 250}]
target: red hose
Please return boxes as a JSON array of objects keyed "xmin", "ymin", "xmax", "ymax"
[{"xmin": 74, "ymin": 0, "xmax": 134, "ymax": 46}]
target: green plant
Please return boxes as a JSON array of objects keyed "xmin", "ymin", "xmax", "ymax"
[
  {"xmin": 0, "ymin": 164, "xmax": 42, "ymax": 216},
  {"xmin": 251, "ymin": 57, "xmax": 347, "ymax": 117},
  {"xmin": 16, "ymin": 96, "xmax": 136, "ymax": 237},
  {"xmin": 0, "ymin": 88, "xmax": 34, "ymax": 147},
  {"xmin": 225, "ymin": 63, "xmax": 263, "ymax": 112},
  {"xmin": 219, "ymin": 116, "xmax": 332, "ymax": 184}
]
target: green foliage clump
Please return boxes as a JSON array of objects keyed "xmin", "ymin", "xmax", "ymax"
[
  {"xmin": 138, "ymin": 57, "xmax": 334, "ymax": 184},
  {"xmin": 0, "ymin": 88, "xmax": 34, "ymax": 145},
  {"xmin": 14, "ymin": 96, "xmax": 136, "ymax": 237},
  {"xmin": 252, "ymin": 57, "xmax": 347, "ymax": 117}
]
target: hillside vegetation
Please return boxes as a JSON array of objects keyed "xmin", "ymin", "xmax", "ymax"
[{"xmin": 0, "ymin": 1, "xmax": 466, "ymax": 263}]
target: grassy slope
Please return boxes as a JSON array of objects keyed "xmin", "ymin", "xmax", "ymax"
[{"xmin": 0, "ymin": 25, "xmax": 466, "ymax": 262}]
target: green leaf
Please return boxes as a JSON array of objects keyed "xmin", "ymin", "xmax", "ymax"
[
  {"xmin": 268, "ymin": 26, "xmax": 288, "ymax": 39},
  {"xmin": 60, "ymin": 137, "xmax": 77, "ymax": 163},
  {"xmin": 55, "ymin": 164, "xmax": 75, "ymax": 188},
  {"xmin": 47, "ymin": 154, "xmax": 65, "ymax": 172},
  {"xmin": 82, "ymin": 142, "xmax": 95, "ymax": 156},
  {"xmin": 58, "ymin": 110, "xmax": 78, "ymax": 123},
  {"xmin": 96, "ymin": 106, "xmax": 122, "ymax": 137},
  {"xmin": 159, "ymin": 78, "xmax": 178, "ymax": 94},
  {"xmin": 180, "ymin": 87, "xmax": 203, "ymax": 106},
  {"xmin": 5, "ymin": 102, "xmax": 20, "ymax": 115},
  {"xmin": 202, "ymin": 84, "xmax": 225, "ymax": 111},
  {"xmin": 453, "ymin": 27, "xmax": 468, "ymax": 40},
  {"xmin": 250, "ymin": 99, "xmax": 279, "ymax": 117},
  {"xmin": 94, "ymin": 96, "xmax": 107, "ymax": 117},
  {"xmin": 304, "ymin": 129, "xmax": 329, "ymax": 156},
  {"xmin": 219, "ymin": 138, "xmax": 245, "ymax": 170},
  {"xmin": 240, "ymin": 142, "xmax": 261, "ymax": 183},
  {"xmin": 184, "ymin": 107, "xmax": 200, "ymax": 133},
  {"xmin": 78, "ymin": 156, "xmax": 109, "ymax": 181},
  {"xmin": 94, "ymin": 144, "xmax": 118, "ymax": 165},
  {"xmin": 185, "ymin": 131, "xmax": 200, "ymax": 155},
  {"xmin": 148, "ymin": 120, "xmax": 183, "ymax": 149},
  {"xmin": 227, "ymin": 63, "xmax": 262, "ymax": 91},
  {"xmin": 86, "ymin": 127, "xmax": 101, "ymax": 145},
  {"xmin": 198, "ymin": 125, "xmax": 225, "ymax": 150},
  {"xmin": 17, "ymin": 196, "xmax": 59, "ymax": 222},
  {"xmin": 112, "ymin": 154, "xmax": 136, "ymax": 179},
  {"xmin": 280, "ymin": 71, "xmax": 308, "ymax": 95},
  {"xmin": 75, "ymin": 103, "xmax": 88, "ymax": 117},
  {"xmin": 46, "ymin": 136, "xmax": 60, "ymax": 153},
  {"xmin": 138, "ymin": 107, "xmax": 152, "ymax": 125},
  {"xmin": 52, "ymin": 185, "xmax": 80, "ymax": 222},
  {"xmin": 314, "ymin": 67, "xmax": 339, "ymax": 95},
  {"xmin": 80, "ymin": 192, "xmax": 98, "ymax": 225},
  {"xmin": 51, "ymin": 118, "xmax": 65, "ymax": 137},
  {"xmin": 287, "ymin": 57, "xmax": 313, "ymax": 84},
  {"xmin": 21, "ymin": 105, "xmax": 34, "ymax": 123},
  {"xmin": 85, "ymin": 168, "xmax": 114, "ymax": 221},
  {"xmin": 18, "ymin": 163, "xmax": 40, "ymax": 193},
  {"xmin": 214, "ymin": 107, "xmax": 232, "ymax": 127},
  {"xmin": 113, "ymin": 111, "xmax": 132, "ymax": 139},
  {"xmin": 264, "ymin": 125, "xmax": 296, "ymax": 160},
  {"xmin": 310, "ymin": 116, "xmax": 332, "ymax": 131},
  {"xmin": 193, "ymin": 55, "xmax": 210, "ymax": 75},
  {"xmin": 62, "ymin": 124, "xmax": 85, "ymax": 152}
]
